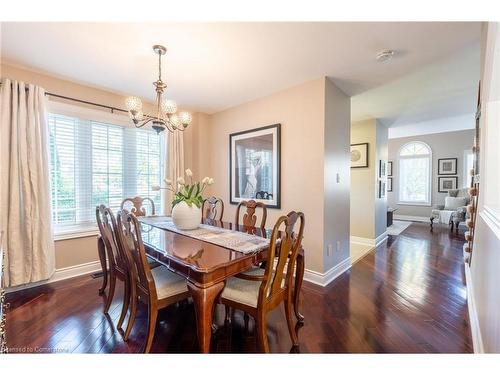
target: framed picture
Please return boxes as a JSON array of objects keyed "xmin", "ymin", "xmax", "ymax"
[
  {"xmin": 387, "ymin": 161, "xmax": 393, "ymax": 176},
  {"xmin": 438, "ymin": 176, "xmax": 458, "ymax": 193},
  {"xmin": 378, "ymin": 179, "xmax": 386, "ymax": 198},
  {"xmin": 351, "ymin": 143, "xmax": 369, "ymax": 168},
  {"xmin": 387, "ymin": 177, "xmax": 393, "ymax": 192},
  {"xmin": 379, "ymin": 160, "xmax": 386, "ymax": 177},
  {"xmin": 229, "ymin": 124, "xmax": 281, "ymax": 208},
  {"xmin": 438, "ymin": 158, "xmax": 458, "ymax": 175}
]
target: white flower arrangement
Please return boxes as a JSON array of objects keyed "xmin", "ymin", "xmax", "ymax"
[{"xmin": 152, "ymin": 168, "xmax": 214, "ymax": 209}]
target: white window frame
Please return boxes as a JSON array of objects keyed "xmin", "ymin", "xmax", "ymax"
[
  {"xmin": 463, "ymin": 149, "xmax": 473, "ymax": 188},
  {"xmin": 47, "ymin": 100, "xmax": 165, "ymax": 240},
  {"xmin": 397, "ymin": 141, "xmax": 432, "ymax": 206}
]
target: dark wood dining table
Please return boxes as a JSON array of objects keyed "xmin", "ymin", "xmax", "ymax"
[
  {"xmin": 97, "ymin": 216, "xmax": 305, "ymax": 353},
  {"xmin": 137, "ymin": 217, "xmax": 305, "ymax": 353}
]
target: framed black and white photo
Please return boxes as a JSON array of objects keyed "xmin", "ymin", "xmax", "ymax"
[
  {"xmin": 351, "ymin": 143, "xmax": 369, "ymax": 168},
  {"xmin": 229, "ymin": 124, "xmax": 281, "ymax": 208},
  {"xmin": 387, "ymin": 177, "xmax": 393, "ymax": 192},
  {"xmin": 378, "ymin": 179, "xmax": 386, "ymax": 198},
  {"xmin": 379, "ymin": 160, "xmax": 386, "ymax": 177},
  {"xmin": 438, "ymin": 176, "xmax": 458, "ymax": 193},
  {"xmin": 387, "ymin": 161, "xmax": 393, "ymax": 176},
  {"xmin": 438, "ymin": 158, "xmax": 457, "ymax": 175}
]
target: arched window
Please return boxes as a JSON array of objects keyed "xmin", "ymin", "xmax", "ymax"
[{"xmin": 398, "ymin": 141, "xmax": 432, "ymax": 205}]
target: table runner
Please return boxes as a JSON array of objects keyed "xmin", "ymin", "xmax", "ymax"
[{"xmin": 138, "ymin": 216, "xmax": 269, "ymax": 254}]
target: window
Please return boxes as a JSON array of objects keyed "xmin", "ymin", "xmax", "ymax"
[
  {"xmin": 49, "ymin": 113, "xmax": 163, "ymax": 235},
  {"xmin": 398, "ymin": 141, "xmax": 432, "ymax": 205}
]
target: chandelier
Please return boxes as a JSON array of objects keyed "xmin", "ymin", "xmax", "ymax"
[{"xmin": 125, "ymin": 45, "xmax": 192, "ymax": 134}]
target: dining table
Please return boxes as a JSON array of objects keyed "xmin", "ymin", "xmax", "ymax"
[{"xmin": 133, "ymin": 216, "xmax": 305, "ymax": 353}]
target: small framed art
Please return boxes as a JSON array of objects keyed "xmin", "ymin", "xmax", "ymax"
[
  {"xmin": 438, "ymin": 158, "xmax": 457, "ymax": 175},
  {"xmin": 387, "ymin": 161, "xmax": 393, "ymax": 176},
  {"xmin": 438, "ymin": 176, "xmax": 458, "ymax": 193},
  {"xmin": 387, "ymin": 177, "xmax": 393, "ymax": 192},
  {"xmin": 351, "ymin": 143, "xmax": 369, "ymax": 168}
]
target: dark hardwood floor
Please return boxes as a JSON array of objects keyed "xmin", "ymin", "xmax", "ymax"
[{"xmin": 4, "ymin": 222, "xmax": 472, "ymax": 353}]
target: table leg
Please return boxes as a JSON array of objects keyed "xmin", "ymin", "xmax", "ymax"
[
  {"xmin": 187, "ymin": 281, "xmax": 225, "ymax": 353},
  {"xmin": 97, "ymin": 237, "xmax": 108, "ymax": 295},
  {"xmin": 294, "ymin": 253, "xmax": 305, "ymax": 323}
]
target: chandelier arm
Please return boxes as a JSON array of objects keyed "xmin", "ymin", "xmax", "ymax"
[{"xmin": 134, "ymin": 117, "xmax": 154, "ymax": 128}]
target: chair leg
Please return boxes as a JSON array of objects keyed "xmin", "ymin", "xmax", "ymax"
[
  {"xmin": 117, "ymin": 277, "xmax": 130, "ymax": 335},
  {"xmin": 97, "ymin": 237, "xmax": 108, "ymax": 295},
  {"xmin": 224, "ymin": 305, "xmax": 231, "ymax": 325},
  {"xmin": 285, "ymin": 298, "xmax": 299, "ymax": 347},
  {"xmin": 124, "ymin": 288, "xmax": 137, "ymax": 341},
  {"xmin": 430, "ymin": 217, "xmax": 434, "ymax": 228},
  {"xmin": 103, "ymin": 273, "xmax": 116, "ymax": 314},
  {"xmin": 144, "ymin": 300, "xmax": 159, "ymax": 354},
  {"xmin": 256, "ymin": 313, "xmax": 269, "ymax": 353},
  {"xmin": 244, "ymin": 312, "xmax": 250, "ymax": 333}
]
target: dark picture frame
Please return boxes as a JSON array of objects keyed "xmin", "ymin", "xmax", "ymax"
[
  {"xmin": 438, "ymin": 176, "xmax": 458, "ymax": 193},
  {"xmin": 387, "ymin": 177, "xmax": 393, "ymax": 192},
  {"xmin": 351, "ymin": 143, "xmax": 369, "ymax": 168},
  {"xmin": 378, "ymin": 178, "xmax": 386, "ymax": 198},
  {"xmin": 229, "ymin": 123, "xmax": 281, "ymax": 208},
  {"xmin": 438, "ymin": 158, "xmax": 458, "ymax": 175},
  {"xmin": 379, "ymin": 160, "xmax": 386, "ymax": 177},
  {"xmin": 387, "ymin": 161, "xmax": 393, "ymax": 176}
]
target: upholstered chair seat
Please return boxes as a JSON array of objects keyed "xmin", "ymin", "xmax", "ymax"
[{"xmin": 151, "ymin": 267, "xmax": 188, "ymax": 299}]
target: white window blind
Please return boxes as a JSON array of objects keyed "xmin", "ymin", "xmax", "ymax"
[
  {"xmin": 398, "ymin": 141, "xmax": 432, "ymax": 205},
  {"xmin": 48, "ymin": 113, "xmax": 163, "ymax": 234}
]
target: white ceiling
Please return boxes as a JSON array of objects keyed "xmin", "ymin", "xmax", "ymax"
[{"xmin": 1, "ymin": 22, "xmax": 481, "ymax": 125}]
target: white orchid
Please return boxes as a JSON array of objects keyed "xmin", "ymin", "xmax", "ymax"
[
  {"xmin": 208, "ymin": 178, "xmax": 215, "ymax": 185},
  {"xmin": 202, "ymin": 176, "xmax": 209, "ymax": 184},
  {"xmin": 163, "ymin": 178, "xmax": 172, "ymax": 186},
  {"xmin": 177, "ymin": 177, "xmax": 185, "ymax": 185},
  {"xmin": 185, "ymin": 168, "xmax": 193, "ymax": 177},
  {"xmin": 151, "ymin": 184, "xmax": 161, "ymax": 191}
]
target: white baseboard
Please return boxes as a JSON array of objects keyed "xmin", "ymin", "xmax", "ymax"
[
  {"xmin": 394, "ymin": 214, "xmax": 429, "ymax": 223},
  {"xmin": 464, "ymin": 264, "xmax": 484, "ymax": 353},
  {"xmin": 6, "ymin": 260, "xmax": 102, "ymax": 294},
  {"xmin": 350, "ymin": 231, "xmax": 388, "ymax": 247},
  {"xmin": 304, "ymin": 257, "xmax": 351, "ymax": 287}
]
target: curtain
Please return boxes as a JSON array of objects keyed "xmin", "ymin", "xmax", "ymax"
[
  {"xmin": 0, "ymin": 79, "xmax": 55, "ymax": 287},
  {"xmin": 162, "ymin": 130, "xmax": 184, "ymax": 215}
]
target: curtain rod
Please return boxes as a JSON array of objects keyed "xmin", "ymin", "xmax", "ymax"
[{"xmin": 0, "ymin": 80, "xmax": 137, "ymax": 115}]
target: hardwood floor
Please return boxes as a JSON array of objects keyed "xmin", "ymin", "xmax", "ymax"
[{"xmin": 4, "ymin": 222, "xmax": 472, "ymax": 353}]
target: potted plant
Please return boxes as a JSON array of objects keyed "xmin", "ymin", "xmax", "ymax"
[{"xmin": 152, "ymin": 169, "xmax": 214, "ymax": 230}]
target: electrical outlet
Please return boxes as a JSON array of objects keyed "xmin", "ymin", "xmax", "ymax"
[{"xmin": 327, "ymin": 244, "xmax": 333, "ymax": 256}]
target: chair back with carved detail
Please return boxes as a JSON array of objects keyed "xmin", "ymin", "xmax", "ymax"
[
  {"xmin": 96, "ymin": 205, "xmax": 128, "ymax": 275},
  {"xmin": 202, "ymin": 196, "xmax": 224, "ymax": 221},
  {"xmin": 259, "ymin": 211, "xmax": 305, "ymax": 307},
  {"xmin": 116, "ymin": 209, "xmax": 157, "ymax": 300},
  {"xmin": 235, "ymin": 200, "xmax": 267, "ymax": 233},
  {"xmin": 120, "ymin": 196, "xmax": 156, "ymax": 217}
]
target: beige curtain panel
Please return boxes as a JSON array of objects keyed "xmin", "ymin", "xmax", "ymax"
[
  {"xmin": 163, "ymin": 130, "xmax": 184, "ymax": 215},
  {"xmin": 0, "ymin": 79, "xmax": 55, "ymax": 287}
]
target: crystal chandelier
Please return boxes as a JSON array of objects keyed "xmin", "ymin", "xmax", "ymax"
[{"xmin": 125, "ymin": 45, "xmax": 192, "ymax": 134}]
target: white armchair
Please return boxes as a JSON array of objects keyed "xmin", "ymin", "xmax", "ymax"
[{"xmin": 430, "ymin": 188, "xmax": 470, "ymax": 231}]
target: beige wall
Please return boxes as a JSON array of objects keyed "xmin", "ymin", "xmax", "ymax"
[
  {"xmin": 1, "ymin": 63, "xmax": 198, "ymax": 270},
  {"xmin": 350, "ymin": 119, "xmax": 388, "ymax": 240},
  {"xmin": 200, "ymin": 78, "xmax": 327, "ymax": 273},
  {"xmin": 387, "ymin": 129, "xmax": 474, "ymax": 218}
]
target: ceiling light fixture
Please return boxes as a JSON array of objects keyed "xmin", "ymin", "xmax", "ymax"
[
  {"xmin": 376, "ymin": 50, "xmax": 395, "ymax": 63},
  {"xmin": 125, "ymin": 45, "xmax": 192, "ymax": 134}
]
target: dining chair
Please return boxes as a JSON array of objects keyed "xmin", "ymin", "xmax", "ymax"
[
  {"xmin": 95, "ymin": 205, "xmax": 131, "ymax": 335},
  {"xmin": 202, "ymin": 196, "xmax": 224, "ymax": 221},
  {"xmin": 220, "ymin": 211, "xmax": 305, "ymax": 352},
  {"xmin": 116, "ymin": 209, "xmax": 190, "ymax": 353},
  {"xmin": 120, "ymin": 196, "xmax": 156, "ymax": 217},
  {"xmin": 235, "ymin": 200, "xmax": 267, "ymax": 233}
]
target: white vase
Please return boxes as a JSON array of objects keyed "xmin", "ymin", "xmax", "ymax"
[{"xmin": 171, "ymin": 201, "xmax": 202, "ymax": 230}]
